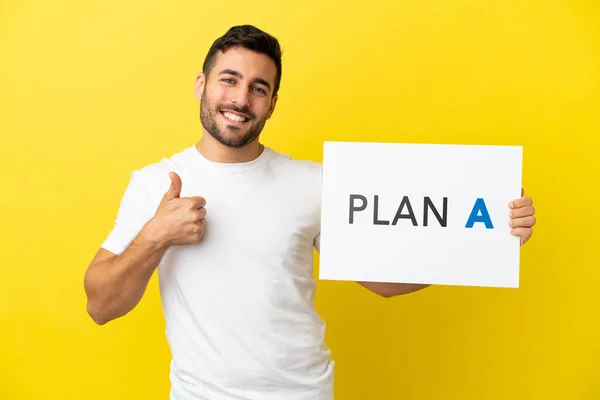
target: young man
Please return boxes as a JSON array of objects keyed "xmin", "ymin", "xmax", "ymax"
[{"xmin": 84, "ymin": 25, "xmax": 537, "ymax": 400}]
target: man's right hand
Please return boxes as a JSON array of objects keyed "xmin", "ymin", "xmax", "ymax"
[{"xmin": 142, "ymin": 171, "xmax": 207, "ymax": 248}]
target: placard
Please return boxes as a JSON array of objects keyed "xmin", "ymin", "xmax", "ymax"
[{"xmin": 318, "ymin": 141, "xmax": 523, "ymax": 288}]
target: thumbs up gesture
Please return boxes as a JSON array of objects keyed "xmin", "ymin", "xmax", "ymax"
[{"xmin": 143, "ymin": 172, "xmax": 207, "ymax": 247}]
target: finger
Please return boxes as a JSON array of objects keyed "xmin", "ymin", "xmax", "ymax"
[
  {"xmin": 509, "ymin": 196, "xmax": 532, "ymax": 209},
  {"xmin": 185, "ymin": 196, "xmax": 206, "ymax": 210},
  {"xmin": 162, "ymin": 172, "xmax": 182, "ymax": 202},
  {"xmin": 510, "ymin": 227, "xmax": 532, "ymax": 244},
  {"xmin": 192, "ymin": 196, "xmax": 207, "ymax": 209},
  {"xmin": 509, "ymin": 205, "xmax": 535, "ymax": 219},
  {"xmin": 521, "ymin": 188, "xmax": 525, "ymax": 197},
  {"xmin": 509, "ymin": 215, "xmax": 536, "ymax": 228},
  {"xmin": 187, "ymin": 207, "xmax": 206, "ymax": 222}
]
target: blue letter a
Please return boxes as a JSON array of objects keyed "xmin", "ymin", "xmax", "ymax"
[{"xmin": 465, "ymin": 198, "xmax": 494, "ymax": 229}]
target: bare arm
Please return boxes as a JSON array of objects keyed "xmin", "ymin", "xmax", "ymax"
[
  {"xmin": 84, "ymin": 171, "xmax": 206, "ymax": 325},
  {"xmin": 312, "ymin": 234, "xmax": 430, "ymax": 298},
  {"xmin": 313, "ymin": 233, "xmax": 431, "ymax": 298},
  {"xmin": 352, "ymin": 191, "xmax": 537, "ymax": 298},
  {"xmin": 84, "ymin": 228, "xmax": 169, "ymax": 325},
  {"xmin": 357, "ymin": 281, "xmax": 431, "ymax": 298}
]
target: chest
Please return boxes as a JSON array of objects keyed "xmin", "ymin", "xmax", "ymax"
[{"xmin": 166, "ymin": 171, "xmax": 321, "ymax": 263}]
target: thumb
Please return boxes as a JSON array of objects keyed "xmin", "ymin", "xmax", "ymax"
[{"xmin": 163, "ymin": 171, "xmax": 182, "ymax": 201}]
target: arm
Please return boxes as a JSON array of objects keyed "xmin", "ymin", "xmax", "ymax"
[
  {"xmin": 84, "ymin": 226, "xmax": 168, "ymax": 325},
  {"xmin": 313, "ymin": 233, "xmax": 430, "ymax": 298},
  {"xmin": 313, "ymin": 189, "xmax": 536, "ymax": 299},
  {"xmin": 357, "ymin": 281, "xmax": 431, "ymax": 298},
  {"xmin": 84, "ymin": 171, "xmax": 206, "ymax": 325}
]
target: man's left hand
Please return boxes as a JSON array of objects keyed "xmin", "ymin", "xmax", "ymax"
[{"xmin": 509, "ymin": 188, "xmax": 536, "ymax": 246}]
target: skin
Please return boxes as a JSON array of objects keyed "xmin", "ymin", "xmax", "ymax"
[
  {"xmin": 194, "ymin": 47, "xmax": 278, "ymax": 163},
  {"xmin": 83, "ymin": 47, "xmax": 537, "ymax": 325},
  {"xmin": 360, "ymin": 188, "xmax": 535, "ymax": 297}
]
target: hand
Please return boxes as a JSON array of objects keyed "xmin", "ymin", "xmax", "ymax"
[
  {"xmin": 509, "ymin": 188, "xmax": 536, "ymax": 246},
  {"xmin": 143, "ymin": 171, "xmax": 207, "ymax": 247}
]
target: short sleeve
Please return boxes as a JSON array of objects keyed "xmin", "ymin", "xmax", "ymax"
[
  {"xmin": 101, "ymin": 171, "xmax": 152, "ymax": 255},
  {"xmin": 312, "ymin": 162, "xmax": 323, "ymax": 253}
]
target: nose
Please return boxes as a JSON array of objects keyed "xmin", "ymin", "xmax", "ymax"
[{"xmin": 231, "ymin": 86, "xmax": 251, "ymax": 109}]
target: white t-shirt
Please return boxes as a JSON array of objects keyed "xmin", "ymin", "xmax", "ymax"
[{"xmin": 101, "ymin": 145, "xmax": 334, "ymax": 400}]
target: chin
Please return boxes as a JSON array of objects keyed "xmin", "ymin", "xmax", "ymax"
[{"xmin": 214, "ymin": 129, "xmax": 254, "ymax": 149}]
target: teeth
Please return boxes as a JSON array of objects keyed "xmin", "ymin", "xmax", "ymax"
[{"xmin": 223, "ymin": 112, "xmax": 247, "ymax": 122}]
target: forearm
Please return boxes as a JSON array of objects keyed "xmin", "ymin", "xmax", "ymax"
[
  {"xmin": 358, "ymin": 281, "xmax": 431, "ymax": 298},
  {"xmin": 84, "ymin": 230, "xmax": 168, "ymax": 325}
]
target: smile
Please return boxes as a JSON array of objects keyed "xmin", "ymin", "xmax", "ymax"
[{"xmin": 220, "ymin": 111, "xmax": 249, "ymax": 123}]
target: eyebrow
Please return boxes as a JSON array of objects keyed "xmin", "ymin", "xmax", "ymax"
[{"xmin": 218, "ymin": 69, "xmax": 271, "ymax": 91}]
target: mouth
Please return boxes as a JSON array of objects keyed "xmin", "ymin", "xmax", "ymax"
[{"xmin": 220, "ymin": 110, "xmax": 250, "ymax": 124}]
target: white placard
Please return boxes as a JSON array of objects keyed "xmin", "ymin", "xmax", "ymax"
[{"xmin": 318, "ymin": 141, "xmax": 523, "ymax": 288}]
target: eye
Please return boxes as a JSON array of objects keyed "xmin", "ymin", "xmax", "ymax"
[
  {"xmin": 252, "ymin": 86, "xmax": 267, "ymax": 94},
  {"xmin": 221, "ymin": 78, "xmax": 235, "ymax": 84}
]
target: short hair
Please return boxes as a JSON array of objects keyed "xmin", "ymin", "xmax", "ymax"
[{"xmin": 202, "ymin": 25, "xmax": 283, "ymax": 96}]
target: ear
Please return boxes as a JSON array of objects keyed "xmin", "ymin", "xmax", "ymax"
[
  {"xmin": 194, "ymin": 72, "xmax": 206, "ymax": 101},
  {"xmin": 266, "ymin": 94, "xmax": 278, "ymax": 119}
]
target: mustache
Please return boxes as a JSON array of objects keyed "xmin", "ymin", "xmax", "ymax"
[{"xmin": 219, "ymin": 104, "xmax": 255, "ymax": 119}]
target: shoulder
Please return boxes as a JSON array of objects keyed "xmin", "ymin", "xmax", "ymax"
[
  {"xmin": 264, "ymin": 147, "xmax": 323, "ymax": 234},
  {"xmin": 264, "ymin": 147, "xmax": 323, "ymax": 214},
  {"xmin": 131, "ymin": 146, "xmax": 195, "ymax": 183},
  {"xmin": 125, "ymin": 146, "xmax": 196, "ymax": 204},
  {"xmin": 265, "ymin": 147, "xmax": 323, "ymax": 183}
]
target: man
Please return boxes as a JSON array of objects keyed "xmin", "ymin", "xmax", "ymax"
[{"xmin": 84, "ymin": 25, "xmax": 536, "ymax": 400}]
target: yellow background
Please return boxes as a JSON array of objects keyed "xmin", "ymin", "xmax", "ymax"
[{"xmin": 1, "ymin": 0, "xmax": 599, "ymax": 399}]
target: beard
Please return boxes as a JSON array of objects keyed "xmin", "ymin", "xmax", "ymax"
[{"xmin": 200, "ymin": 90, "xmax": 268, "ymax": 149}]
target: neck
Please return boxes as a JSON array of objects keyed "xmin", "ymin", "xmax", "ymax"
[{"xmin": 195, "ymin": 132, "xmax": 264, "ymax": 163}]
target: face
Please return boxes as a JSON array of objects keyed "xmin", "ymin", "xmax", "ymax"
[{"xmin": 195, "ymin": 47, "xmax": 278, "ymax": 149}]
